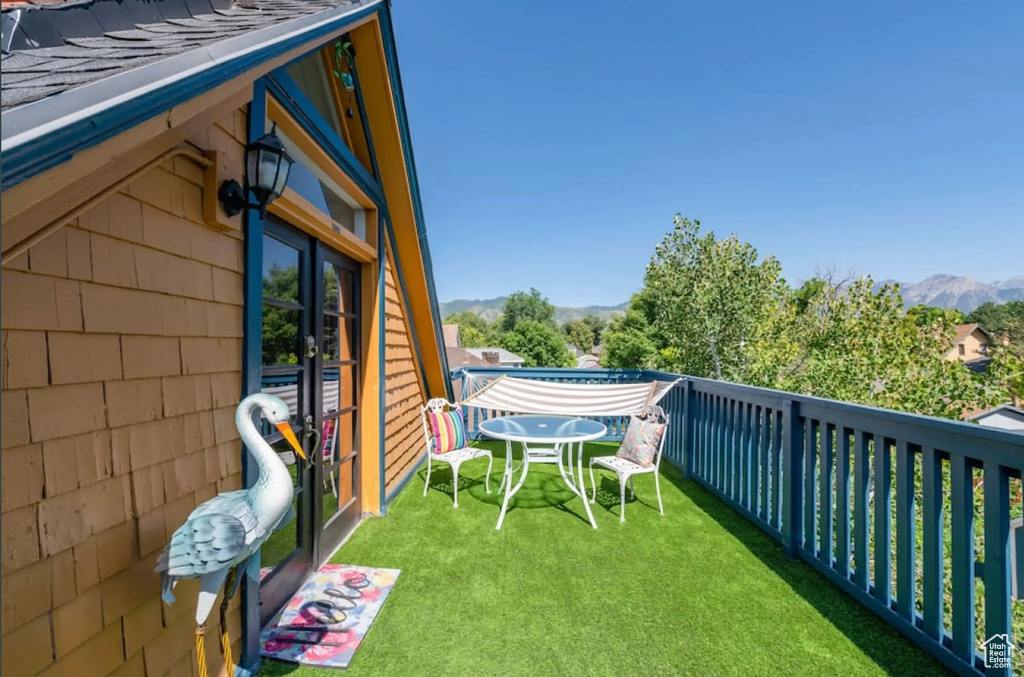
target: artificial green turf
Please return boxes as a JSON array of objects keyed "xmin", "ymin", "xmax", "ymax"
[{"xmin": 261, "ymin": 442, "xmax": 950, "ymax": 677}]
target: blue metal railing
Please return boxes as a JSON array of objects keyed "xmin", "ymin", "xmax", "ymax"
[{"xmin": 450, "ymin": 366, "xmax": 1024, "ymax": 677}]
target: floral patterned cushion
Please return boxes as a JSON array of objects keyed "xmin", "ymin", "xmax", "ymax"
[
  {"xmin": 426, "ymin": 409, "xmax": 468, "ymax": 454},
  {"xmin": 616, "ymin": 415, "xmax": 666, "ymax": 467}
]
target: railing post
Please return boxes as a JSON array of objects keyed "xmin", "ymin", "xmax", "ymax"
[
  {"xmin": 782, "ymin": 398, "xmax": 804, "ymax": 559},
  {"xmin": 681, "ymin": 378, "xmax": 693, "ymax": 480}
]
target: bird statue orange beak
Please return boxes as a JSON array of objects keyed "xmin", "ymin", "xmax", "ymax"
[{"xmin": 275, "ymin": 422, "xmax": 307, "ymax": 461}]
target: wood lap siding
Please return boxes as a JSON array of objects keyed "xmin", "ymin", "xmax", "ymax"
[
  {"xmin": 0, "ymin": 108, "xmax": 248, "ymax": 677},
  {"xmin": 383, "ymin": 258, "xmax": 427, "ymax": 493}
]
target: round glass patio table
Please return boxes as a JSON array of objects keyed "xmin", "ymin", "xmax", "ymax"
[{"xmin": 478, "ymin": 415, "xmax": 606, "ymax": 530}]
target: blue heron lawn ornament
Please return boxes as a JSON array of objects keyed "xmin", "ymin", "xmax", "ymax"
[{"xmin": 156, "ymin": 393, "xmax": 307, "ymax": 677}]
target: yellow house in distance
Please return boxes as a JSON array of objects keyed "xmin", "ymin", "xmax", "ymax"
[
  {"xmin": 945, "ymin": 323, "xmax": 992, "ymax": 364},
  {"xmin": 0, "ymin": 1, "xmax": 450, "ymax": 675}
]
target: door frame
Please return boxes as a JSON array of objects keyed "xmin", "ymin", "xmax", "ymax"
[{"xmin": 255, "ymin": 216, "xmax": 365, "ymax": 627}]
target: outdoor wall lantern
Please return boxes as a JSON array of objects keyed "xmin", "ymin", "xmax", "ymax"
[{"xmin": 217, "ymin": 123, "xmax": 294, "ymax": 218}]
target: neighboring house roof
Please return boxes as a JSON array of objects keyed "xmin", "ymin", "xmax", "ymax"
[
  {"xmin": 464, "ymin": 347, "xmax": 525, "ymax": 365},
  {"xmin": 969, "ymin": 405, "xmax": 1024, "ymax": 432},
  {"xmin": 445, "ymin": 347, "xmax": 486, "ymax": 369},
  {"xmin": 576, "ymin": 354, "xmax": 600, "ymax": 369},
  {"xmin": 952, "ymin": 323, "xmax": 990, "ymax": 346},
  {"xmin": 442, "ymin": 324, "xmax": 461, "ymax": 348},
  {"xmin": 963, "ymin": 357, "xmax": 992, "ymax": 374}
]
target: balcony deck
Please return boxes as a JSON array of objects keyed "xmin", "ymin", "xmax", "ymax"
[{"xmin": 262, "ymin": 442, "xmax": 948, "ymax": 676}]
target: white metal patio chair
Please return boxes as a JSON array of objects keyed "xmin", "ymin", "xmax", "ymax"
[
  {"xmin": 421, "ymin": 398, "xmax": 493, "ymax": 508},
  {"xmin": 588, "ymin": 405, "xmax": 668, "ymax": 522}
]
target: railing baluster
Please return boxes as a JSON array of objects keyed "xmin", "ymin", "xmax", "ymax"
[
  {"xmin": 950, "ymin": 454, "xmax": 975, "ymax": 663},
  {"xmin": 873, "ymin": 434, "xmax": 893, "ymax": 609},
  {"xmin": 820, "ymin": 422, "xmax": 835, "ymax": 567},
  {"xmin": 782, "ymin": 399, "xmax": 804, "ymax": 558},
  {"xmin": 746, "ymin": 403, "xmax": 756, "ymax": 513},
  {"xmin": 805, "ymin": 418, "xmax": 818, "ymax": 557},
  {"xmin": 897, "ymin": 438, "xmax": 913, "ymax": 622},
  {"xmin": 836, "ymin": 427, "xmax": 851, "ymax": 579},
  {"xmin": 983, "ymin": 461, "xmax": 1012, "ymax": 677},
  {"xmin": 730, "ymin": 398, "xmax": 740, "ymax": 500},
  {"xmin": 895, "ymin": 439, "xmax": 915, "ymax": 622},
  {"xmin": 853, "ymin": 430, "xmax": 870, "ymax": 591},
  {"xmin": 757, "ymin": 406, "xmax": 768, "ymax": 521},
  {"xmin": 716, "ymin": 396, "xmax": 725, "ymax": 491},
  {"xmin": 772, "ymin": 409, "xmax": 782, "ymax": 529},
  {"xmin": 921, "ymin": 446, "xmax": 943, "ymax": 641}
]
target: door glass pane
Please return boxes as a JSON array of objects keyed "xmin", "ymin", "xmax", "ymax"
[
  {"xmin": 262, "ymin": 235, "xmax": 299, "ymax": 303},
  {"xmin": 339, "ymin": 318, "xmax": 356, "ymax": 362},
  {"xmin": 324, "ymin": 265, "xmax": 356, "ymax": 314},
  {"xmin": 339, "ymin": 364, "xmax": 357, "ymax": 411},
  {"xmin": 321, "ymin": 411, "xmax": 355, "ymax": 463},
  {"xmin": 322, "ymin": 315, "xmax": 340, "ymax": 362},
  {"xmin": 260, "ymin": 371, "xmax": 302, "ymax": 430},
  {"xmin": 259, "ymin": 436, "xmax": 302, "ymax": 568},
  {"xmin": 323, "ymin": 263, "xmax": 339, "ymax": 312},
  {"xmin": 262, "ymin": 305, "xmax": 300, "ymax": 366}
]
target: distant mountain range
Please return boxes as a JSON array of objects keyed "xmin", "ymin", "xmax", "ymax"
[
  {"xmin": 439, "ymin": 298, "xmax": 628, "ymax": 324},
  {"xmin": 873, "ymin": 275, "xmax": 1024, "ymax": 313},
  {"xmin": 440, "ymin": 274, "xmax": 1023, "ymax": 323}
]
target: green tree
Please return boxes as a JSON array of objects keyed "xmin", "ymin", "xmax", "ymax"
[
  {"xmin": 965, "ymin": 301, "xmax": 1024, "ymax": 343},
  {"xmin": 500, "ymin": 320, "xmax": 574, "ymax": 368},
  {"xmin": 641, "ymin": 215, "xmax": 787, "ymax": 381},
  {"xmin": 780, "ymin": 279, "xmax": 997, "ymax": 419},
  {"xmin": 262, "ymin": 264, "xmax": 301, "ymax": 365},
  {"xmin": 581, "ymin": 314, "xmax": 607, "ymax": 345},
  {"xmin": 444, "ymin": 311, "xmax": 496, "ymax": 347},
  {"xmin": 499, "ymin": 289, "xmax": 557, "ymax": 332},
  {"xmin": 563, "ymin": 319, "xmax": 594, "ymax": 353},
  {"xmin": 600, "ymin": 297, "xmax": 659, "ymax": 369},
  {"xmin": 907, "ymin": 304, "xmax": 964, "ymax": 327}
]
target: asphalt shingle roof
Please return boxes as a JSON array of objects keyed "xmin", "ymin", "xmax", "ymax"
[{"xmin": 1, "ymin": 0, "xmax": 358, "ymax": 111}]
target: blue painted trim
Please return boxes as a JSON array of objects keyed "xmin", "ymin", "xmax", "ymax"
[
  {"xmin": 384, "ymin": 454, "xmax": 426, "ymax": 506},
  {"xmin": 377, "ymin": 4, "xmax": 452, "ymax": 400},
  {"xmin": 264, "ymin": 73, "xmax": 384, "ymax": 206},
  {"xmin": 377, "ymin": 213, "xmax": 388, "ymax": 516},
  {"xmin": 1, "ymin": 2, "xmax": 383, "ymax": 191},
  {"xmin": 239, "ymin": 78, "xmax": 268, "ymax": 674}
]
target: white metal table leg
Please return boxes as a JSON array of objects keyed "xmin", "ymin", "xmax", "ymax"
[
  {"xmin": 576, "ymin": 441, "xmax": 599, "ymax": 529},
  {"xmin": 496, "ymin": 441, "xmax": 530, "ymax": 530},
  {"xmin": 556, "ymin": 440, "xmax": 598, "ymax": 529}
]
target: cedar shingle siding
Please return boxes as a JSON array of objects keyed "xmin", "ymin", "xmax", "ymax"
[
  {"xmin": 382, "ymin": 258, "xmax": 427, "ymax": 493},
  {"xmin": 0, "ymin": 106, "xmax": 249, "ymax": 677}
]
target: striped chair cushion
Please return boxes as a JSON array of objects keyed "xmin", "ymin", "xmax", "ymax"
[{"xmin": 426, "ymin": 409, "xmax": 468, "ymax": 454}]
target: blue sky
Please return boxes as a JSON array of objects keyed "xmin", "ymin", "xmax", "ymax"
[{"xmin": 391, "ymin": 1, "xmax": 1024, "ymax": 307}]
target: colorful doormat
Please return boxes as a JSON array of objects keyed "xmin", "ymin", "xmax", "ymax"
[{"xmin": 259, "ymin": 564, "xmax": 400, "ymax": 669}]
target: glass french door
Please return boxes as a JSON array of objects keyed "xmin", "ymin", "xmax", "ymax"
[{"xmin": 258, "ymin": 216, "xmax": 362, "ymax": 626}]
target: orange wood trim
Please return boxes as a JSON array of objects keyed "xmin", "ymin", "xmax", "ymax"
[
  {"xmin": 350, "ymin": 18, "xmax": 446, "ymax": 398},
  {"xmin": 268, "ymin": 188, "xmax": 377, "ymax": 263},
  {"xmin": 358, "ymin": 254, "xmax": 382, "ymax": 515},
  {"xmin": 266, "ymin": 94, "xmax": 375, "ymax": 210},
  {"xmin": 383, "ymin": 231, "xmax": 427, "ymax": 407}
]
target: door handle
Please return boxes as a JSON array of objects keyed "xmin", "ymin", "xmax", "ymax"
[
  {"xmin": 303, "ymin": 414, "xmax": 321, "ymax": 465},
  {"xmin": 305, "ymin": 335, "xmax": 317, "ymax": 359}
]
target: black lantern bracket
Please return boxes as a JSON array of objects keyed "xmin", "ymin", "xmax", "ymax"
[{"xmin": 217, "ymin": 122, "xmax": 294, "ymax": 219}]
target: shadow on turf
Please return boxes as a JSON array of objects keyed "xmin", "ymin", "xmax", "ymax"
[
  {"xmin": 419, "ymin": 446, "xmax": 607, "ymax": 526},
  {"xmin": 662, "ymin": 466, "xmax": 950, "ymax": 677}
]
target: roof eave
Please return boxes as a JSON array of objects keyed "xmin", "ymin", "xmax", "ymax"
[{"xmin": 1, "ymin": 0, "xmax": 382, "ymax": 191}]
